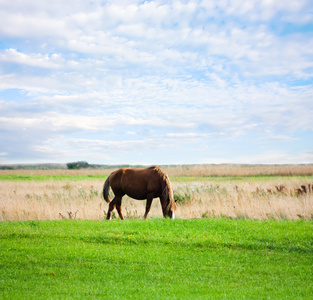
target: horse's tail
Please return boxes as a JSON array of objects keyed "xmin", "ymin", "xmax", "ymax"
[{"xmin": 103, "ymin": 175, "xmax": 111, "ymax": 203}]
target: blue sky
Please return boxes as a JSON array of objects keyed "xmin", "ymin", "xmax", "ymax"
[{"xmin": 0, "ymin": 0, "xmax": 312, "ymax": 165}]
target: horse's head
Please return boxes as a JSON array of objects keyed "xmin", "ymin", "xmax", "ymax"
[
  {"xmin": 159, "ymin": 169, "xmax": 177, "ymax": 219},
  {"xmin": 165, "ymin": 199, "xmax": 178, "ymax": 219}
]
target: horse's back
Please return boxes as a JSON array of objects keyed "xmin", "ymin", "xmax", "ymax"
[{"xmin": 110, "ymin": 167, "xmax": 162, "ymax": 200}]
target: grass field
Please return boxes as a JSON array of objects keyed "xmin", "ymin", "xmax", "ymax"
[
  {"xmin": 0, "ymin": 165, "xmax": 312, "ymax": 221},
  {"xmin": 1, "ymin": 165, "xmax": 312, "ymax": 299},
  {"xmin": 0, "ymin": 218, "xmax": 312, "ymax": 299}
]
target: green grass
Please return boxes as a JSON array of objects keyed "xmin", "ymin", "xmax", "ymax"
[
  {"xmin": 1, "ymin": 173, "xmax": 312, "ymax": 183},
  {"xmin": 0, "ymin": 219, "xmax": 312, "ymax": 299},
  {"xmin": 0, "ymin": 174, "xmax": 108, "ymax": 181}
]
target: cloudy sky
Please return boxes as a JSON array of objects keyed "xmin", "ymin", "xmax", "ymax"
[{"xmin": 0, "ymin": 0, "xmax": 312, "ymax": 165}]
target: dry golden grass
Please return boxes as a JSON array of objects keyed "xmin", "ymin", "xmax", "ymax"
[
  {"xmin": 0, "ymin": 180, "xmax": 164, "ymax": 221},
  {"xmin": 0, "ymin": 165, "xmax": 312, "ymax": 221},
  {"xmin": 163, "ymin": 164, "xmax": 313, "ymax": 176},
  {"xmin": 172, "ymin": 179, "xmax": 313, "ymax": 220}
]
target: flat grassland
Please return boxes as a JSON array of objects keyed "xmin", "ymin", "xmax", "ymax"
[
  {"xmin": 0, "ymin": 164, "xmax": 312, "ymax": 221},
  {"xmin": 0, "ymin": 219, "xmax": 312, "ymax": 299},
  {"xmin": 0, "ymin": 165, "xmax": 312, "ymax": 299}
]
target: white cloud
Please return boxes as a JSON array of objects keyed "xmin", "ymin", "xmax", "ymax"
[
  {"xmin": 0, "ymin": 11, "xmax": 66, "ymax": 39},
  {"xmin": 0, "ymin": 0, "xmax": 312, "ymax": 164},
  {"xmin": 1, "ymin": 1, "xmax": 312, "ymax": 80},
  {"xmin": 0, "ymin": 49, "xmax": 66, "ymax": 69}
]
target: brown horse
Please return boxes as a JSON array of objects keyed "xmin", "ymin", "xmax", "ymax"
[{"xmin": 103, "ymin": 166, "xmax": 177, "ymax": 220}]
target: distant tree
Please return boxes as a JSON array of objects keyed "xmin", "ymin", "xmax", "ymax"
[
  {"xmin": 0, "ymin": 166, "xmax": 14, "ymax": 170},
  {"xmin": 67, "ymin": 161, "xmax": 90, "ymax": 169}
]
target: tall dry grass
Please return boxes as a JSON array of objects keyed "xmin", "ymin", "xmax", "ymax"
[
  {"xmin": 173, "ymin": 179, "xmax": 313, "ymax": 220},
  {"xmin": 0, "ymin": 165, "xmax": 312, "ymax": 221},
  {"xmin": 0, "ymin": 179, "xmax": 166, "ymax": 221},
  {"xmin": 163, "ymin": 164, "xmax": 313, "ymax": 177},
  {"xmin": 1, "ymin": 176, "xmax": 312, "ymax": 221}
]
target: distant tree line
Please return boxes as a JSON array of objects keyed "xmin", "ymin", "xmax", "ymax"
[
  {"xmin": 66, "ymin": 161, "xmax": 90, "ymax": 169},
  {"xmin": 0, "ymin": 163, "xmax": 67, "ymax": 170},
  {"xmin": 0, "ymin": 162, "xmax": 148, "ymax": 170}
]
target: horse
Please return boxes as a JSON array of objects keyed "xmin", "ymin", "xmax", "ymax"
[{"xmin": 103, "ymin": 166, "xmax": 177, "ymax": 220}]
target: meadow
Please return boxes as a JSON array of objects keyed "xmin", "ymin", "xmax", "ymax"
[
  {"xmin": 0, "ymin": 165, "xmax": 312, "ymax": 299},
  {"xmin": 1, "ymin": 218, "xmax": 312, "ymax": 299},
  {"xmin": 0, "ymin": 164, "xmax": 312, "ymax": 221}
]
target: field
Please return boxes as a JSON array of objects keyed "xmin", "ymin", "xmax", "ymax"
[
  {"xmin": 0, "ymin": 165, "xmax": 312, "ymax": 298},
  {"xmin": 0, "ymin": 164, "xmax": 312, "ymax": 221},
  {"xmin": 1, "ymin": 219, "xmax": 312, "ymax": 299}
]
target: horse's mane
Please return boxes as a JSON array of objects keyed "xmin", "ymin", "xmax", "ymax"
[{"xmin": 153, "ymin": 166, "xmax": 174, "ymax": 209}]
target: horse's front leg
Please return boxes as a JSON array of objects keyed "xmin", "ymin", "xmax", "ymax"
[{"xmin": 143, "ymin": 195, "xmax": 153, "ymax": 219}]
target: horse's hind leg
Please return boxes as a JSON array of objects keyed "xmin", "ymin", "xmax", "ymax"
[
  {"xmin": 106, "ymin": 197, "xmax": 116, "ymax": 220},
  {"xmin": 106, "ymin": 196, "xmax": 124, "ymax": 220},
  {"xmin": 115, "ymin": 197, "xmax": 124, "ymax": 220}
]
